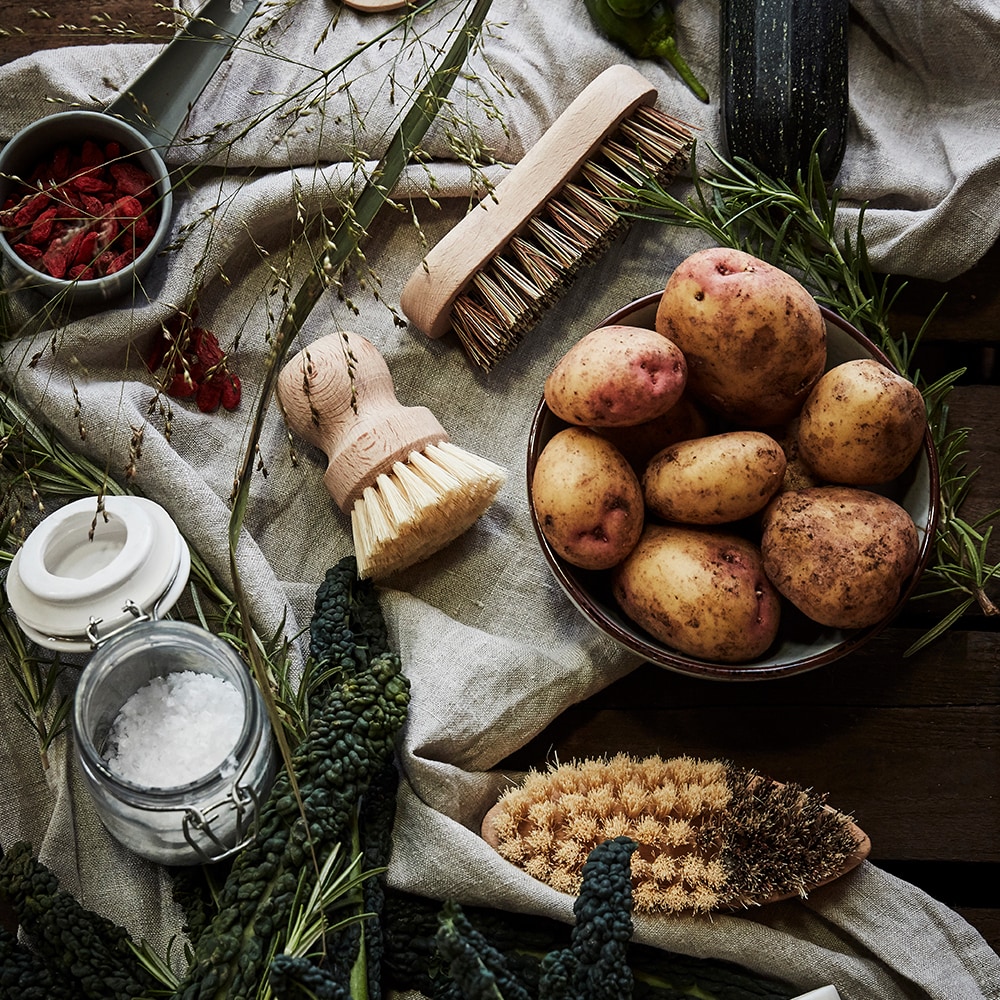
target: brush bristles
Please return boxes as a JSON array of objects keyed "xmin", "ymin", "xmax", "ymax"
[
  {"xmin": 351, "ymin": 440, "xmax": 506, "ymax": 579},
  {"xmin": 451, "ymin": 106, "xmax": 694, "ymax": 371},
  {"xmin": 484, "ymin": 753, "xmax": 865, "ymax": 915}
]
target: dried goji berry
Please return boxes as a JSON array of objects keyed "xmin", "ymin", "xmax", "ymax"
[
  {"xmin": 68, "ymin": 263, "xmax": 95, "ymax": 281},
  {"xmin": 73, "ymin": 230, "xmax": 100, "ymax": 266},
  {"xmin": 104, "ymin": 141, "xmax": 121, "ymax": 161},
  {"xmin": 41, "ymin": 243, "xmax": 72, "ymax": 279},
  {"xmin": 69, "ymin": 175, "xmax": 112, "ymax": 194},
  {"xmin": 196, "ymin": 379, "xmax": 223, "ymax": 413},
  {"xmin": 13, "ymin": 193, "xmax": 50, "ymax": 228},
  {"xmin": 109, "ymin": 161, "xmax": 154, "ymax": 197},
  {"xmin": 80, "ymin": 193, "xmax": 105, "ymax": 217},
  {"xmin": 105, "ymin": 248, "xmax": 136, "ymax": 274},
  {"xmin": 80, "ymin": 139, "xmax": 104, "ymax": 168},
  {"xmin": 219, "ymin": 372, "xmax": 241, "ymax": 410},
  {"xmin": 13, "ymin": 243, "xmax": 43, "ymax": 263},
  {"xmin": 27, "ymin": 206, "xmax": 58, "ymax": 245},
  {"xmin": 193, "ymin": 328, "xmax": 224, "ymax": 368},
  {"xmin": 109, "ymin": 195, "xmax": 144, "ymax": 220},
  {"xmin": 50, "ymin": 145, "xmax": 71, "ymax": 181},
  {"xmin": 132, "ymin": 213, "xmax": 153, "ymax": 245},
  {"xmin": 168, "ymin": 367, "xmax": 198, "ymax": 398}
]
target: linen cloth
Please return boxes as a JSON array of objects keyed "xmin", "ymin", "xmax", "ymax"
[{"xmin": 2, "ymin": 1, "xmax": 1000, "ymax": 998}]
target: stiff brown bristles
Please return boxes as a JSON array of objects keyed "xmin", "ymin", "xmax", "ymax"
[
  {"xmin": 450, "ymin": 106, "xmax": 693, "ymax": 370},
  {"xmin": 480, "ymin": 753, "xmax": 869, "ymax": 914},
  {"xmin": 351, "ymin": 440, "xmax": 507, "ymax": 579}
]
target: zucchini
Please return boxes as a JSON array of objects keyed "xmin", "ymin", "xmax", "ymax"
[{"xmin": 721, "ymin": 0, "xmax": 849, "ymax": 182}]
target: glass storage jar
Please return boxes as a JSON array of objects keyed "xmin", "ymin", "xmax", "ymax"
[
  {"xmin": 73, "ymin": 619, "xmax": 278, "ymax": 865},
  {"xmin": 4, "ymin": 494, "xmax": 278, "ymax": 865}
]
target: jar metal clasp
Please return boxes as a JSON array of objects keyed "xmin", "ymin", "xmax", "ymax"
[{"xmin": 182, "ymin": 777, "xmax": 264, "ymax": 863}]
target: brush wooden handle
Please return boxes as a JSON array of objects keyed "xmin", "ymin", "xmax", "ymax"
[
  {"xmin": 400, "ymin": 64, "xmax": 658, "ymax": 340},
  {"xmin": 276, "ymin": 332, "xmax": 448, "ymax": 511}
]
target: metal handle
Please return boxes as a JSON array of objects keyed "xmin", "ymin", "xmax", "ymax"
[{"xmin": 104, "ymin": 0, "xmax": 262, "ymax": 148}]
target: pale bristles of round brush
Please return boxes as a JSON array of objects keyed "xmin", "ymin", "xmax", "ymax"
[
  {"xmin": 451, "ymin": 105, "xmax": 694, "ymax": 371},
  {"xmin": 351, "ymin": 440, "xmax": 507, "ymax": 579}
]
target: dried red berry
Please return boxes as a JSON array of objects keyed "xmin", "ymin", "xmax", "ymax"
[
  {"xmin": 195, "ymin": 379, "xmax": 223, "ymax": 413},
  {"xmin": 109, "ymin": 161, "xmax": 155, "ymax": 198},
  {"xmin": 12, "ymin": 242, "xmax": 43, "ymax": 263},
  {"xmin": 27, "ymin": 206, "xmax": 58, "ymax": 245},
  {"xmin": 219, "ymin": 372, "xmax": 241, "ymax": 410}
]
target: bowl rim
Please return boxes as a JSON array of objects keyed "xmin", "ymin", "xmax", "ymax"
[
  {"xmin": 526, "ymin": 293, "xmax": 941, "ymax": 681},
  {"xmin": 0, "ymin": 109, "xmax": 173, "ymax": 303}
]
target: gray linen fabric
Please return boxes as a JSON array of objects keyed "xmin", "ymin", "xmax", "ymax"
[{"xmin": 2, "ymin": 1, "xmax": 1000, "ymax": 998}]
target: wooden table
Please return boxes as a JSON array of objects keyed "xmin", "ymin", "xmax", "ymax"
[{"xmin": 3, "ymin": 0, "xmax": 999, "ymax": 958}]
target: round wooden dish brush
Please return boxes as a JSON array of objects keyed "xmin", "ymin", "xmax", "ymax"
[
  {"xmin": 481, "ymin": 753, "xmax": 871, "ymax": 914},
  {"xmin": 276, "ymin": 331, "xmax": 507, "ymax": 579}
]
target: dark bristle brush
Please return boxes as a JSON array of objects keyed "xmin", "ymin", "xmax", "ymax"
[{"xmin": 399, "ymin": 64, "xmax": 695, "ymax": 371}]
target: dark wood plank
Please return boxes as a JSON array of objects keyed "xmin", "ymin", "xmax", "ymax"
[{"xmin": 0, "ymin": 0, "xmax": 169, "ymax": 65}]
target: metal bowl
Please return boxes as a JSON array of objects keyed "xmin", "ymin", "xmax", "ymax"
[
  {"xmin": 0, "ymin": 110, "xmax": 172, "ymax": 307},
  {"xmin": 526, "ymin": 293, "xmax": 940, "ymax": 681}
]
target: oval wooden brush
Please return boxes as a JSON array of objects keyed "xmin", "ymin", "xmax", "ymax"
[
  {"xmin": 400, "ymin": 64, "xmax": 694, "ymax": 371},
  {"xmin": 276, "ymin": 331, "xmax": 507, "ymax": 579},
  {"xmin": 481, "ymin": 753, "xmax": 871, "ymax": 914}
]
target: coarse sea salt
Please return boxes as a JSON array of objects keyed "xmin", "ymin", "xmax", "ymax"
[{"xmin": 103, "ymin": 670, "xmax": 245, "ymax": 788}]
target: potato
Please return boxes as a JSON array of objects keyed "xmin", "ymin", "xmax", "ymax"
[
  {"xmin": 594, "ymin": 393, "xmax": 712, "ymax": 472},
  {"xmin": 531, "ymin": 427, "xmax": 644, "ymax": 570},
  {"xmin": 767, "ymin": 417, "xmax": 824, "ymax": 494},
  {"xmin": 761, "ymin": 486, "xmax": 920, "ymax": 629},
  {"xmin": 797, "ymin": 359, "xmax": 927, "ymax": 485},
  {"xmin": 544, "ymin": 324, "xmax": 687, "ymax": 427},
  {"xmin": 655, "ymin": 247, "xmax": 826, "ymax": 426},
  {"xmin": 612, "ymin": 524, "xmax": 781, "ymax": 663},
  {"xmin": 643, "ymin": 430, "xmax": 787, "ymax": 524}
]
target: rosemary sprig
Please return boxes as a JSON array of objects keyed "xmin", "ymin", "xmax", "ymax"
[{"xmin": 629, "ymin": 142, "xmax": 999, "ymax": 652}]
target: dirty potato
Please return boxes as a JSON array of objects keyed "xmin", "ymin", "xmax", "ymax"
[
  {"xmin": 594, "ymin": 393, "xmax": 712, "ymax": 473},
  {"xmin": 612, "ymin": 524, "xmax": 781, "ymax": 663},
  {"xmin": 797, "ymin": 359, "xmax": 927, "ymax": 485},
  {"xmin": 544, "ymin": 324, "xmax": 687, "ymax": 427},
  {"xmin": 761, "ymin": 486, "xmax": 920, "ymax": 629},
  {"xmin": 643, "ymin": 430, "xmax": 787, "ymax": 524},
  {"xmin": 655, "ymin": 247, "xmax": 826, "ymax": 426},
  {"xmin": 531, "ymin": 427, "xmax": 644, "ymax": 570}
]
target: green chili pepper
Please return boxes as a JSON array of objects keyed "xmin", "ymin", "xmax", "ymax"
[{"xmin": 584, "ymin": 0, "xmax": 710, "ymax": 103}]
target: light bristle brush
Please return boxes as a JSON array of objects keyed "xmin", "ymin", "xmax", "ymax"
[
  {"xmin": 276, "ymin": 331, "xmax": 507, "ymax": 579},
  {"xmin": 400, "ymin": 64, "xmax": 694, "ymax": 370},
  {"xmin": 481, "ymin": 753, "xmax": 870, "ymax": 914}
]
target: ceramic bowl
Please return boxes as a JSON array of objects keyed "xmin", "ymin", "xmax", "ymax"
[
  {"xmin": 0, "ymin": 110, "xmax": 172, "ymax": 306},
  {"xmin": 526, "ymin": 294, "xmax": 940, "ymax": 681}
]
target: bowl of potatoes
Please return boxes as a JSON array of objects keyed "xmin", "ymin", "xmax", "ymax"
[{"xmin": 527, "ymin": 247, "xmax": 940, "ymax": 680}]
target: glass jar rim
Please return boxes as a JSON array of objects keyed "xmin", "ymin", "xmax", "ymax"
[{"xmin": 73, "ymin": 619, "xmax": 266, "ymax": 805}]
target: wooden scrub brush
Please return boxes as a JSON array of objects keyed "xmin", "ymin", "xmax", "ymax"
[
  {"xmin": 276, "ymin": 331, "xmax": 507, "ymax": 579},
  {"xmin": 400, "ymin": 64, "xmax": 694, "ymax": 371},
  {"xmin": 481, "ymin": 753, "xmax": 870, "ymax": 914}
]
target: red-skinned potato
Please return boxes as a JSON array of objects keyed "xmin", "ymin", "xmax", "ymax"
[
  {"xmin": 797, "ymin": 359, "xmax": 927, "ymax": 485},
  {"xmin": 531, "ymin": 427, "xmax": 644, "ymax": 570},
  {"xmin": 655, "ymin": 247, "xmax": 826, "ymax": 426},
  {"xmin": 543, "ymin": 324, "xmax": 687, "ymax": 428},
  {"xmin": 761, "ymin": 486, "xmax": 919, "ymax": 629},
  {"xmin": 612, "ymin": 524, "xmax": 781, "ymax": 663}
]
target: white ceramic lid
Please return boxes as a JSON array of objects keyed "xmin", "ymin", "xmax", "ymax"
[{"xmin": 5, "ymin": 495, "xmax": 190, "ymax": 652}]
